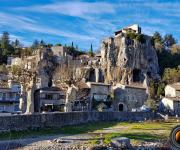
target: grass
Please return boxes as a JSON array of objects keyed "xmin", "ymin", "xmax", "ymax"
[
  {"xmin": 97, "ymin": 120, "xmax": 180, "ymax": 144},
  {"xmin": 0, "ymin": 119, "xmax": 179, "ymax": 146},
  {"xmin": 0, "ymin": 122, "xmax": 117, "ymax": 140}
]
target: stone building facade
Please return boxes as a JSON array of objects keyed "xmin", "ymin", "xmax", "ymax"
[
  {"xmin": 113, "ymin": 84, "xmax": 148, "ymax": 111},
  {"xmin": 161, "ymin": 82, "xmax": 180, "ymax": 115},
  {"xmin": 86, "ymin": 82, "xmax": 111, "ymax": 111},
  {"xmin": 165, "ymin": 83, "xmax": 180, "ymax": 97}
]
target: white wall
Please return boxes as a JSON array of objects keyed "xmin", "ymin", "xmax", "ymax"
[{"xmin": 165, "ymin": 85, "xmax": 176, "ymax": 97}]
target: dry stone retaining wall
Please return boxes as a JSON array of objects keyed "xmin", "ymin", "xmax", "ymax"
[{"xmin": 0, "ymin": 111, "xmax": 155, "ymax": 131}]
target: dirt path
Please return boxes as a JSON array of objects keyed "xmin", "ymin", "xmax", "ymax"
[{"xmin": 0, "ymin": 134, "xmax": 97, "ymax": 150}]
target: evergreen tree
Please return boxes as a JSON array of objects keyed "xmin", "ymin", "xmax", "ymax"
[
  {"xmin": 31, "ymin": 39, "xmax": 39, "ymax": 50},
  {"xmin": 89, "ymin": 43, "xmax": 94, "ymax": 56},
  {"xmin": 55, "ymin": 43, "xmax": 62, "ymax": 46},
  {"xmin": 1, "ymin": 31, "xmax": 10, "ymax": 50},
  {"xmin": 40, "ymin": 40, "xmax": 46, "ymax": 47},
  {"xmin": 152, "ymin": 32, "xmax": 163, "ymax": 44},
  {"xmin": 163, "ymin": 34, "xmax": 176, "ymax": 48}
]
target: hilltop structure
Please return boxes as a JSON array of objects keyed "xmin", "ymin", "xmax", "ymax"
[{"xmin": 100, "ymin": 24, "xmax": 159, "ymax": 85}]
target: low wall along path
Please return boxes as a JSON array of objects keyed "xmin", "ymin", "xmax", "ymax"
[{"xmin": 0, "ymin": 111, "xmax": 155, "ymax": 131}]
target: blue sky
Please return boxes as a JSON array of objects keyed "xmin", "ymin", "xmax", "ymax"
[{"xmin": 0, "ymin": 0, "xmax": 179, "ymax": 51}]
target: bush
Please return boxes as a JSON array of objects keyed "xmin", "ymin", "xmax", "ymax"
[
  {"xmin": 126, "ymin": 32, "xmax": 137, "ymax": 40},
  {"xmin": 126, "ymin": 32, "xmax": 146, "ymax": 44},
  {"xmin": 136, "ymin": 34, "xmax": 146, "ymax": 44}
]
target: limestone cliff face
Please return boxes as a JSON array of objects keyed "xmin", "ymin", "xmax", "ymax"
[
  {"xmin": 101, "ymin": 34, "xmax": 159, "ymax": 84},
  {"xmin": 36, "ymin": 47, "xmax": 58, "ymax": 88},
  {"xmin": 75, "ymin": 67, "xmax": 104, "ymax": 83}
]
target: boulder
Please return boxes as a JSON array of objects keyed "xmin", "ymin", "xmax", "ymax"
[{"xmin": 111, "ymin": 137, "xmax": 131, "ymax": 148}]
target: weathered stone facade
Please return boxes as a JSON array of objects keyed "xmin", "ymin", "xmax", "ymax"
[{"xmin": 113, "ymin": 84, "xmax": 148, "ymax": 111}]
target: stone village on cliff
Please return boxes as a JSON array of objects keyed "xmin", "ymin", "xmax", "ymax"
[{"xmin": 0, "ymin": 24, "xmax": 179, "ymax": 115}]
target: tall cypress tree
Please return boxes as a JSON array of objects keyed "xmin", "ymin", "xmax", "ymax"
[{"xmin": 89, "ymin": 43, "xmax": 93, "ymax": 56}]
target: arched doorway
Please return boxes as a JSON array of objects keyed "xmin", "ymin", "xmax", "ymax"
[{"xmin": 119, "ymin": 103, "xmax": 124, "ymax": 111}]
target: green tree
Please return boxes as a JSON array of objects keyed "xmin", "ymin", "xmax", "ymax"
[
  {"xmin": 152, "ymin": 32, "xmax": 164, "ymax": 52},
  {"xmin": 55, "ymin": 43, "xmax": 62, "ymax": 46},
  {"xmin": 148, "ymin": 80, "xmax": 159, "ymax": 99},
  {"xmin": 40, "ymin": 40, "xmax": 46, "ymax": 47},
  {"xmin": 31, "ymin": 39, "xmax": 39, "ymax": 50},
  {"xmin": 157, "ymin": 82, "xmax": 165, "ymax": 98},
  {"xmin": 89, "ymin": 43, "xmax": 94, "ymax": 57},
  {"xmin": 136, "ymin": 34, "xmax": 146, "ymax": 44},
  {"xmin": 47, "ymin": 43, "xmax": 53, "ymax": 48},
  {"xmin": 152, "ymin": 32, "xmax": 163, "ymax": 44},
  {"xmin": 1, "ymin": 31, "xmax": 10, "ymax": 50},
  {"xmin": 163, "ymin": 34, "xmax": 176, "ymax": 48},
  {"xmin": 163, "ymin": 67, "xmax": 180, "ymax": 84},
  {"xmin": 145, "ymin": 99, "xmax": 157, "ymax": 111}
]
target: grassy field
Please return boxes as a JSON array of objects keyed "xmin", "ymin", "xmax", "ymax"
[{"xmin": 0, "ymin": 120, "xmax": 179, "ymax": 145}]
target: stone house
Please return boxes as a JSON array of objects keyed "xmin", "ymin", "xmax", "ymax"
[
  {"xmin": 34, "ymin": 87, "xmax": 66, "ymax": 112},
  {"xmin": 161, "ymin": 97, "xmax": 180, "ymax": 115},
  {"xmin": 51, "ymin": 46, "xmax": 72, "ymax": 65},
  {"xmin": 24, "ymin": 55, "xmax": 37, "ymax": 70},
  {"xmin": 113, "ymin": 84, "xmax": 148, "ymax": 111},
  {"xmin": 11, "ymin": 57, "xmax": 22, "ymax": 66},
  {"xmin": 86, "ymin": 82, "xmax": 111, "ymax": 111},
  {"xmin": 0, "ymin": 80, "xmax": 21, "ymax": 113},
  {"xmin": 161, "ymin": 83, "xmax": 180, "ymax": 115},
  {"xmin": 164, "ymin": 83, "xmax": 180, "ymax": 97}
]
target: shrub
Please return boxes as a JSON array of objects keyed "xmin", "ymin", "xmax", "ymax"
[
  {"xmin": 126, "ymin": 32, "xmax": 137, "ymax": 40},
  {"xmin": 136, "ymin": 34, "xmax": 146, "ymax": 44}
]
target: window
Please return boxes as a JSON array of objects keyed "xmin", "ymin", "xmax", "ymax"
[
  {"xmin": 59, "ymin": 95, "xmax": 65, "ymax": 99},
  {"xmin": 0, "ymin": 92, "xmax": 2, "ymax": 98},
  {"xmin": 0, "ymin": 106, "xmax": 4, "ymax": 111},
  {"xmin": 53, "ymin": 94, "xmax": 58, "ymax": 100},
  {"xmin": 45, "ymin": 94, "xmax": 53, "ymax": 100},
  {"xmin": 40, "ymin": 93, "xmax": 46, "ymax": 99},
  {"xmin": 14, "ymin": 105, "xmax": 19, "ymax": 111}
]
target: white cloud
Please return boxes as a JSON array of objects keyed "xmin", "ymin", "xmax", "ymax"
[
  {"xmin": 15, "ymin": 1, "xmax": 116, "ymax": 19},
  {"xmin": 0, "ymin": 12, "xmax": 95, "ymax": 41}
]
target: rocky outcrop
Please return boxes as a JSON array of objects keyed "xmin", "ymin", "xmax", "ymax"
[
  {"xmin": 100, "ymin": 33, "xmax": 160, "ymax": 84},
  {"xmin": 75, "ymin": 67, "xmax": 104, "ymax": 83},
  {"xmin": 36, "ymin": 47, "xmax": 58, "ymax": 88}
]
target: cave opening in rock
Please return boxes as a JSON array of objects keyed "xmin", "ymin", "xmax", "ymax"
[{"xmin": 133, "ymin": 69, "xmax": 141, "ymax": 82}]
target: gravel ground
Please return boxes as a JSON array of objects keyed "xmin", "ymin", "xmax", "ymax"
[{"xmin": 0, "ymin": 134, "xmax": 95, "ymax": 150}]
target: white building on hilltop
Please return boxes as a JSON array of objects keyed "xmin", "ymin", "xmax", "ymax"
[{"xmin": 114, "ymin": 24, "xmax": 141, "ymax": 37}]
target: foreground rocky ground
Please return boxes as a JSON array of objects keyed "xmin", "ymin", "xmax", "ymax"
[{"xmin": 0, "ymin": 120, "xmax": 178, "ymax": 150}]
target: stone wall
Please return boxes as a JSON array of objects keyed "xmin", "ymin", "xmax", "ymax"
[
  {"xmin": 0, "ymin": 111, "xmax": 155, "ymax": 131},
  {"xmin": 113, "ymin": 85, "xmax": 148, "ymax": 111}
]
